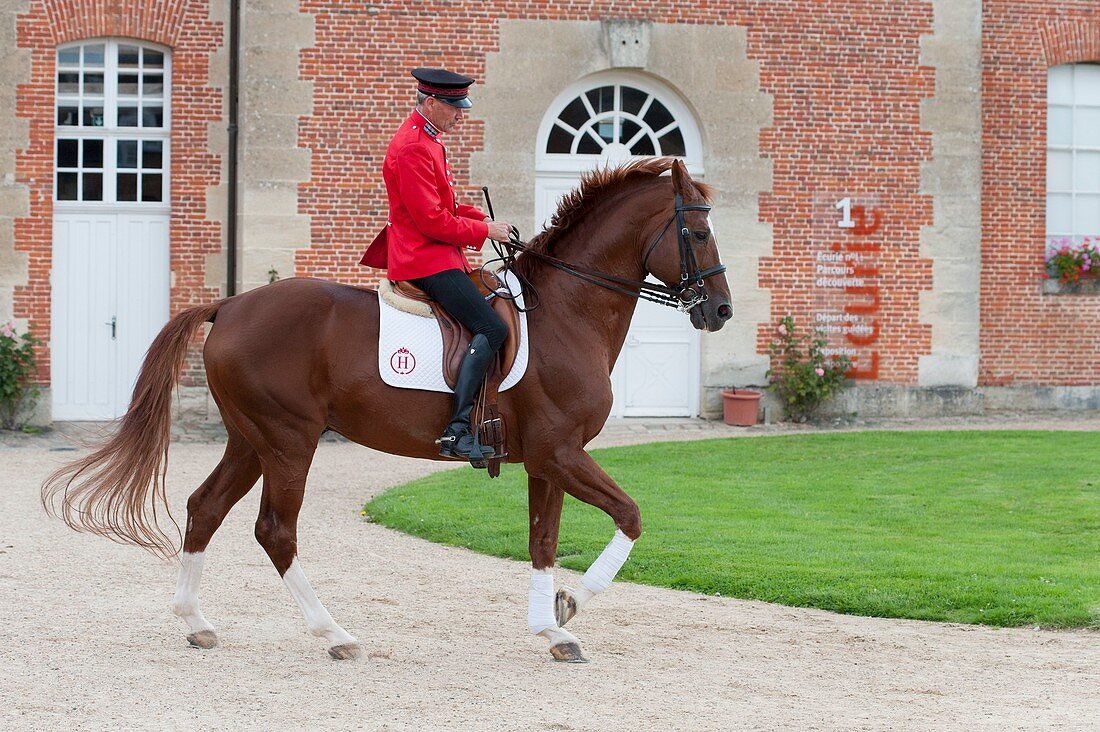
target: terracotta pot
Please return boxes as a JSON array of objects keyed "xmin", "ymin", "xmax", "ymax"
[{"xmin": 721, "ymin": 389, "xmax": 762, "ymax": 426}]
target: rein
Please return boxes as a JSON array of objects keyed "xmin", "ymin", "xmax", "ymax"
[{"xmin": 485, "ymin": 194, "xmax": 727, "ymax": 313}]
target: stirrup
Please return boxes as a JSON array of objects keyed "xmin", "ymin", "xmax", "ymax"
[{"xmin": 436, "ymin": 431, "xmax": 491, "ymax": 468}]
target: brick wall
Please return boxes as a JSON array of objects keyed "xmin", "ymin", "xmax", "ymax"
[
  {"xmin": 293, "ymin": 1, "xmax": 938, "ymax": 385},
  {"xmin": 14, "ymin": 0, "xmax": 223, "ymax": 385},
  {"xmin": 981, "ymin": 2, "xmax": 1100, "ymax": 386}
]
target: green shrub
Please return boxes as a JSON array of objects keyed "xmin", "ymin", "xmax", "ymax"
[
  {"xmin": 767, "ymin": 315, "xmax": 850, "ymax": 422},
  {"xmin": 0, "ymin": 320, "xmax": 40, "ymax": 430}
]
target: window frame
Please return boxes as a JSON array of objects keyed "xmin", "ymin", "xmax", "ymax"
[
  {"xmin": 1046, "ymin": 62, "xmax": 1100, "ymax": 245},
  {"xmin": 54, "ymin": 38, "xmax": 171, "ymax": 212}
]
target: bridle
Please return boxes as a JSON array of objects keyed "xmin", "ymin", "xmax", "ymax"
[{"xmin": 487, "ymin": 193, "xmax": 727, "ymax": 313}]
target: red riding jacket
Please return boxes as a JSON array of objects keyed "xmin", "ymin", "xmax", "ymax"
[{"xmin": 359, "ymin": 110, "xmax": 489, "ymax": 281}]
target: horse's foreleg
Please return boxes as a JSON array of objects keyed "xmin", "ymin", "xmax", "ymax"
[
  {"xmin": 525, "ymin": 476, "xmax": 585, "ymax": 661},
  {"xmin": 534, "ymin": 449, "xmax": 640, "ymax": 632},
  {"xmin": 253, "ymin": 449, "xmax": 361, "ymax": 661},
  {"xmin": 171, "ymin": 435, "xmax": 261, "ymax": 649}
]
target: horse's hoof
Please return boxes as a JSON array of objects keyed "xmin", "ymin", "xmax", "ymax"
[
  {"xmin": 328, "ymin": 642, "xmax": 362, "ymax": 661},
  {"xmin": 186, "ymin": 630, "xmax": 218, "ymax": 649},
  {"xmin": 549, "ymin": 641, "xmax": 587, "ymax": 663},
  {"xmin": 555, "ymin": 588, "xmax": 577, "ymax": 627}
]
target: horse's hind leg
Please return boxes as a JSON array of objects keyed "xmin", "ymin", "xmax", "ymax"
[
  {"xmin": 171, "ymin": 431, "xmax": 261, "ymax": 649},
  {"xmin": 251, "ymin": 439, "xmax": 361, "ymax": 661}
]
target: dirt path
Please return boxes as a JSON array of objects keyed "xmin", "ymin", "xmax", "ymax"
[{"xmin": 2, "ymin": 416, "xmax": 1098, "ymax": 730}]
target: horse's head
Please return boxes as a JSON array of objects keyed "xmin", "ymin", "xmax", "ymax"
[{"xmin": 641, "ymin": 159, "xmax": 733, "ymax": 332}]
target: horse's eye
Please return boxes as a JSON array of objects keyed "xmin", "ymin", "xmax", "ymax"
[{"xmin": 694, "ymin": 230, "xmax": 710, "ymax": 242}]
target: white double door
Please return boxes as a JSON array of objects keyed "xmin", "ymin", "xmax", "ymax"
[
  {"xmin": 535, "ymin": 176, "xmax": 701, "ymax": 417},
  {"xmin": 52, "ymin": 213, "xmax": 170, "ymax": 420}
]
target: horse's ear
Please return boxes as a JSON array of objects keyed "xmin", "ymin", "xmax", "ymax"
[{"xmin": 670, "ymin": 158, "xmax": 690, "ymax": 195}]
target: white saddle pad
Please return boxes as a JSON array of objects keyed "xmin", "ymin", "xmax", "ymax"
[{"xmin": 377, "ymin": 270, "xmax": 529, "ymax": 393}]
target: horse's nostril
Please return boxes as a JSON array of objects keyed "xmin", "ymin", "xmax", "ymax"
[{"xmin": 717, "ymin": 303, "xmax": 733, "ymax": 321}]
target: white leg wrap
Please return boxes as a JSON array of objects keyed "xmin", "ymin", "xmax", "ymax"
[
  {"xmin": 283, "ymin": 558, "xmax": 357, "ymax": 647},
  {"xmin": 171, "ymin": 551, "xmax": 215, "ymax": 633},
  {"xmin": 527, "ymin": 569, "xmax": 557, "ymax": 635},
  {"xmin": 579, "ymin": 528, "xmax": 634, "ymax": 598}
]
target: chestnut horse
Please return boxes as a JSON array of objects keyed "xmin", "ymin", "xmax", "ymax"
[{"xmin": 42, "ymin": 158, "xmax": 732, "ymax": 662}]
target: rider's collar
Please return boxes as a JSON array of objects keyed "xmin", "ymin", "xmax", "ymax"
[{"xmin": 414, "ymin": 108, "xmax": 440, "ymax": 138}]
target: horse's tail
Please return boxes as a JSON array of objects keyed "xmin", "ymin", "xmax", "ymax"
[{"xmin": 41, "ymin": 300, "xmax": 224, "ymax": 560}]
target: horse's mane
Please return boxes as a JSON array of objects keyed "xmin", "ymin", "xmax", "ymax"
[{"xmin": 518, "ymin": 157, "xmax": 713, "ymax": 267}]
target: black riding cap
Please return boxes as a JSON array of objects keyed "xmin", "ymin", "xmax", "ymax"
[{"xmin": 412, "ymin": 67, "xmax": 474, "ymax": 109}]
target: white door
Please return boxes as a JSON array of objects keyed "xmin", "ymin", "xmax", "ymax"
[
  {"xmin": 51, "ymin": 40, "xmax": 171, "ymax": 420},
  {"xmin": 535, "ymin": 73, "xmax": 704, "ymax": 417}
]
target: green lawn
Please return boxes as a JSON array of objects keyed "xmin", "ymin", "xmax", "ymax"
[{"xmin": 365, "ymin": 431, "xmax": 1100, "ymax": 628}]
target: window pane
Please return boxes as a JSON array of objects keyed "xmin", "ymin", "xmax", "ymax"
[
  {"xmin": 1073, "ymin": 64, "xmax": 1100, "ymax": 104},
  {"xmin": 621, "ymin": 86, "xmax": 647, "ymax": 116},
  {"xmin": 1047, "ymin": 193, "xmax": 1072, "ymax": 234},
  {"xmin": 1048, "ymin": 106, "xmax": 1072, "ymax": 146},
  {"xmin": 1075, "ymin": 194, "xmax": 1100, "ymax": 233},
  {"xmin": 141, "ymin": 173, "xmax": 162, "ymax": 202},
  {"xmin": 117, "ymin": 173, "xmax": 138, "ymax": 201},
  {"xmin": 621, "ymin": 118, "xmax": 642, "ymax": 146},
  {"xmin": 118, "ymin": 73, "xmax": 139, "ymax": 95},
  {"xmin": 585, "ymin": 86, "xmax": 614, "ymax": 114},
  {"xmin": 118, "ymin": 45, "xmax": 140, "ymax": 68},
  {"xmin": 546, "ymin": 124, "xmax": 572, "ymax": 154},
  {"xmin": 57, "ymin": 171, "xmax": 78, "ymax": 200},
  {"xmin": 57, "ymin": 139, "xmax": 78, "ymax": 168},
  {"xmin": 1047, "ymin": 150, "xmax": 1072, "ymax": 191},
  {"xmin": 82, "ymin": 172, "xmax": 103, "ymax": 201},
  {"xmin": 57, "ymin": 72, "xmax": 79, "ymax": 94},
  {"xmin": 57, "ymin": 47, "xmax": 79, "ymax": 66},
  {"xmin": 142, "ymin": 106, "xmax": 163, "ymax": 127},
  {"xmin": 557, "ymin": 97, "xmax": 588, "ymax": 130},
  {"xmin": 82, "ymin": 139, "xmax": 103, "ymax": 168},
  {"xmin": 630, "ymin": 134, "xmax": 656, "ymax": 156},
  {"xmin": 643, "ymin": 100, "xmax": 675, "ymax": 132},
  {"xmin": 577, "ymin": 130, "xmax": 602, "ymax": 154},
  {"xmin": 142, "ymin": 74, "xmax": 163, "ymax": 96},
  {"xmin": 83, "ymin": 72, "xmax": 104, "ymax": 95},
  {"xmin": 1075, "ymin": 107, "xmax": 1100, "ymax": 147},
  {"xmin": 142, "ymin": 140, "xmax": 163, "ymax": 169},
  {"xmin": 83, "ymin": 44, "xmax": 105, "ymax": 67},
  {"xmin": 596, "ymin": 118, "xmax": 614, "ymax": 143},
  {"xmin": 83, "ymin": 106, "xmax": 104, "ymax": 127},
  {"xmin": 658, "ymin": 127, "xmax": 686, "ymax": 156},
  {"xmin": 1048, "ymin": 65, "xmax": 1073, "ymax": 105},
  {"xmin": 118, "ymin": 140, "xmax": 138, "ymax": 168},
  {"xmin": 57, "ymin": 106, "xmax": 78, "ymax": 126},
  {"xmin": 1076, "ymin": 152, "xmax": 1100, "ymax": 191},
  {"xmin": 118, "ymin": 106, "xmax": 139, "ymax": 127},
  {"xmin": 143, "ymin": 49, "xmax": 164, "ymax": 68}
]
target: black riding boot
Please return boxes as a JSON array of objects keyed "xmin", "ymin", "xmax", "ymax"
[{"xmin": 438, "ymin": 333, "xmax": 497, "ymax": 465}]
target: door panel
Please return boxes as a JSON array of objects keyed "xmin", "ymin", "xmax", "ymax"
[
  {"xmin": 115, "ymin": 215, "xmax": 170, "ymax": 408},
  {"xmin": 52, "ymin": 215, "xmax": 117, "ymax": 419},
  {"xmin": 52, "ymin": 213, "xmax": 169, "ymax": 420}
]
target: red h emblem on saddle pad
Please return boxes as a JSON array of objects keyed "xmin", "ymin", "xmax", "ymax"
[{"xmin": 390, "ymin": 348, "xmax": 416, "ymax": 375}]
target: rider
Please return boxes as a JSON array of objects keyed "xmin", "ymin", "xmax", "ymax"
[{"xmin": 359, "ymin": 68, "xmax": 512, "ymax": 466}]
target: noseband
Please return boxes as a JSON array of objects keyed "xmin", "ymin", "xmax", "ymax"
[{"xmin": 490, "ymin": 194, "xmax": 727, "ymax": 313}]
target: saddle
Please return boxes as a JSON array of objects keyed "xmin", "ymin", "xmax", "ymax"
[{"xmin": 380, "ymin": 271, "xmax": 521, "ymax": 477}]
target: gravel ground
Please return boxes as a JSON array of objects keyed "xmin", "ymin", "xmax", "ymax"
[{"xmin": 2, "ymin": 414, "xmax": 1098, "ymax": 731}]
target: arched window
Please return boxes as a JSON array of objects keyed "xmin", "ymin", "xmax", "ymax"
[
  {"xmin": 536, "ymin": 73, "xmax": 703, "ymax": 175},
  {"xmin": 1047, "ymin": 63, "xmax": 1100, "ymax": 245},
  {"xmin": 55, "ymin": 39, "xmax": 170, "ymax": 205}
]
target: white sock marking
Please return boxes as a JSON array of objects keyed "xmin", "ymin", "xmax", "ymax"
[
  {"xmin": 282, "ymin": 557, "xmax": 357, "ymax": 647},
  {"xmin": 171, "ymin": 551, "xmax": 215, "ymax": 633}
]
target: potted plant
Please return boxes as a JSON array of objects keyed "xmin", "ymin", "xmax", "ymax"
[
  {"xmin": 767, "ymin": 315, "xmax": 851, "ymax": 422},
  {"xmin": 1045, "ymin": 237, "xmax": 1100, "ymax": 284}
]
